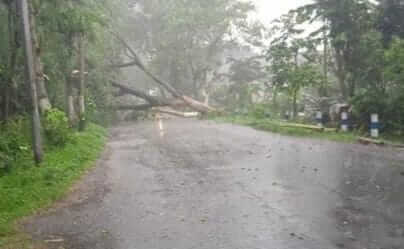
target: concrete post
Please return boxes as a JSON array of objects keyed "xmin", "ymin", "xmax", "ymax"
[
  {"xmin": 316, "ymin": 111, "xmax": 323, "ymax": 127},
  {"xmin": 371, "ymin": 114, "xmax": 379, "ymax": 138},
  {"xmin": 341, "ymin": 112, "xmax": 349, "ymax": 132}
]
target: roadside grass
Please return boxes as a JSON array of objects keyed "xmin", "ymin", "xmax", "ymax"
[
  {"xmin": 212, "ymin": 115, "xmax": 360, "ymax": 143},
  {"xmin": 0, "ymin": 124, "xmax": 107, "ymax": 247},
  {"xmin": 212, "ymin": 114, "xmax": 404, "ymax": 145}
]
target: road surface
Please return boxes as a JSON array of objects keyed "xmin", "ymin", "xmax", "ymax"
[{"xmin": 25, "ymin": 119, "xmax": 404, "ymax": 249}]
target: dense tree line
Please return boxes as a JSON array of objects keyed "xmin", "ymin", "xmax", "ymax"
[
  {"xmin": 264, "ymin": 0, "xmax": 404, "ymax": 133},
  {"xmin": 0, "ymin": 0, "xmax": 260, "ymax": 165},
  {"xmin": 0, "ymin": 0, "xmax": 125, "ymax": 164},
  {"xmin": 2, "ymin": 0, "xmax": 404, "ymax": 166}
]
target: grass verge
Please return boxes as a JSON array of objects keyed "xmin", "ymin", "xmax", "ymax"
[
  {"xmin": 0, "ymin": 124, "xmax": 107, "ymax": 248},
  {"xmin": 212, "ymin": 115, "xmax": 359, "ymax": 143}
]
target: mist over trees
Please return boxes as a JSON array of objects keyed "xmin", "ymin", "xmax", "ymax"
[{"xmin": 2, "ymin": 0, "xmax": 404, "ymax": 165}]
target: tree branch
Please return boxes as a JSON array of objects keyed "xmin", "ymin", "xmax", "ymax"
[{"xmin": 111, "ymin": 32, "xmax": 216, "ymax": 113}]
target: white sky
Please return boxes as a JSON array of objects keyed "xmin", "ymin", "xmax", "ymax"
[{"xmin": 251, "ymin": 0, "xmax": 314, "ymax": 26}]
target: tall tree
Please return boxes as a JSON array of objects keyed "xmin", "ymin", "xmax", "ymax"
[
  {"xmin": 376, "ymin": 0, "xmax": 404, "ymax": 46},
  {"xmin": 19, "ymin": 0, "xmax": 43, "ymax": 163},
  {"xmin": 267, "ymin": 40, "xmax": 321, "ymax": 118},
  {"xmin": 28, "ymin": 0, "xmax": 52, "ymax": 113}
]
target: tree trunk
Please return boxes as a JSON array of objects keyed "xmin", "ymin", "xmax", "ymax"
[
  {"xmin": 19, "ymin": 0, "xmax": 43, "ymax": 164},
  {"xmin": 78, "ymin": 35, "xmax": 86, "ymax": 131},
  {"xmin": 334, "ymin": 49, "xmax": 348, "ymax": 100},
  {"xmin": 111, "ymin": 81, "xmax": 186, "ymax": 108},
  {"xmin": 3, "ymin": 88, "xmax": 10, "ymax": 121},
  {"xmin": 203, "ymin": 89, "xmax": 210, "ymax": 106},
  {"xmin": 28, "ymin": 0, "xmax": 51, "ymax": 113},
  {"xmin": 272, "ymin": 87, "xmax": 279, "ymax": 110},
  {"xmin": 3, "ymin": 1, "xmax": 19, "ymax": 120},
  {"xmin": 65, "ymin": 77, "xmax": 77, "ymax": 126},
  {"xmin": 292, "ymin": 91, "xmax": 298, "ymax": 120},
  {"xmin": 320, "ymin": 29, "xmax": 329, "ymax": 97},
  {"xmin": 348, "ymin": 80, "xmax": 356, "ymax": 98},
  {"xmin": 111, "ymin": 33, "xmax": 216, "ymax": 113}
]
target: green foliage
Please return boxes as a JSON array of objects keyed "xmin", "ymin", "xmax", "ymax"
[
  {"xmin": 267, "ymin": 39, "xmax": 322, "ymax": 117},
  {"xmin": 247, "ymin": 103, "xmax": 276, "ymax": 119},
  {"xmin": 351, "ymin": 90, "xmax": 387, "ymax": 131},
  {"xmin": 0, "ymin": 118, "xmax": 31, "ymax": 174},
  {"xmin": 43, "ymin": 109, "xmax": 71, "ymax": 146},
  {"xmin": 376, "ymin": 0, "xmax": 404, "ymax": 46},
  {"xmin": 384, "ymin": 38, "xmax": 404, "ymax": 84},
  {"xmin": 0, "ymin": 124, "xmax": 106, "ymax": 239},
  {"xmin": 350, "ymin": 37, "xmax": 404, "ymax": 133}
]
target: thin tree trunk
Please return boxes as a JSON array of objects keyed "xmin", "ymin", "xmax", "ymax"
[
  {"xmin": 334, "ymin": 49, "xmax": 348, "ymax": 100},
  {"xmin": 19, "ymin": 0, "xmax": 43, "ymax": 164},
  {"xmin": 28, "ymin": 0, "xmax": 51, "ymax": 113},
  {"xmin": 65, "ymin": 77, "xmax": 77, "ymax": 125},
  {"xmin": 272, "ymin": 86, "xmax": 279, "ymax": 109},
  {"xmin": 78, "ymin": 35, "xmax": 86, "ymax": 131},
  {"xmin": 292, "ymin": 91, "xmax": 298, "ymax": 120},
  {"xmin": 321, "ymin": 29, "xmax": 329, "ymax": 97},
  {"xmin": 4, "ymin": 1, "xmax": 18, "ymax": 120},
  {"xmin": 203, "ymin": 90, "xmax": 210, "ymax": 106},
  {"xmin": 3, "ymin": 88, "xmax": 10, "ymax": 120}
]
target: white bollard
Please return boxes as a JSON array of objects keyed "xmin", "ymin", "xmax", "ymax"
[
  {"xmin": 316, "ymin": 111, "xmax": 323, "ymax": 127},
  {"xmin": 341, "ymin": 112, "xmax": 349, "ymax": 132},
  {"xmin": 371, "ymin": 114, "xmax": 379, "ymax": 138}
]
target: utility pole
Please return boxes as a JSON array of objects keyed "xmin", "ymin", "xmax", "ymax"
[{"xmin": 19, "ymin": 0, "xmax": 43, "ymax": 163}]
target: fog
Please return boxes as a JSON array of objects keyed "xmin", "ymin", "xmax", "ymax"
[{"xmin": 251, "ymin": 0, "xmax": 314, "ymax": 25}]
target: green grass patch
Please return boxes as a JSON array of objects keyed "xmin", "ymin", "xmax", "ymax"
[
  {"xmin": 0, "ymin": 124, "xmax": 107, "ymax": 245},
  {"xmin": 213, "ymin": 115, "xmax": 359, "ymax": 143}
]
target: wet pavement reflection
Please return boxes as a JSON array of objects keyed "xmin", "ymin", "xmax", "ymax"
[{"xmin": 25, "ymin": 119, "xmax": 404, "ymax": 249}]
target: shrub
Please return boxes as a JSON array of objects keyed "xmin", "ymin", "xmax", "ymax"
[
  {"xmin": 248, "ymin": 104, "xmax": 277, "ymax": 120},
  {"xmin": 43, "ymin": 108, "xmax": 71, "ymax": 146},
  {"xmin": 0, "ymin": 117, "xmax": 31, "ymax": 174}
]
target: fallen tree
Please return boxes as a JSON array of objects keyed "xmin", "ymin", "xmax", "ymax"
[
  {"xmin": 111, "ymin": 81, "xmax": 187, "ymax": 110},
  {"xmin": 110, "ymin": 32, "xmax": 216, "ymax": 114},
  {"xmin": 111, "ymin": 81, "xmax": 171, "ymax": 106}
]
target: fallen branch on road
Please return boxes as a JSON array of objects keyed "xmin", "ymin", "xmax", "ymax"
[
  {"xmin": 109, "ymin": 32, "xmax": 216, "ymax": 113},
  {"xmin": 358, "ymin": 137, "xmax": 385, "ymax": 146},
  {"xmin": 153, "ymin": 108, "xmax": 200, "ymax": 118},
  {"xmin": 358, "ymin": 137, "xmax": 404, "ymax": 148},
  {"xmin": 279, "ymin": 123, "xmax": 325, "ymax": 132}
]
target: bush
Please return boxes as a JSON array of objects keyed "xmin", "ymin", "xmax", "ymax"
[
  {"xmin": 43, "ymin": 109, "xmax": 71, "ymax": 146},
  {"xmin": 352, "ymin": 87, "xmax": 404, "ymax": 134},
  {"xmin": 0, "ymin": 117, "xmax": 31, "ymax": 174},
  {"xmin": 246, "ymin": 104, "xmax": 279, "ymax": 120},
  {"xmin": 0, "ymin": 124, "xmax": 107, "ymax": 238}
]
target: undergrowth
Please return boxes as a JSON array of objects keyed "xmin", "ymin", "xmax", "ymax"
[{"xmin": 0, "ymin": 122, "xmax": 107, "ymax": 246}]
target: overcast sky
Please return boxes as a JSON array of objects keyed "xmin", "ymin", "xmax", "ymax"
[{"xmin": 251, "ymin": 0, "xmax": 313, "ymax": 26}]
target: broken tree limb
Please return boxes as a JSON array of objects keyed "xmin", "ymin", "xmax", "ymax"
[
  {"xmin": 110, "ymin": 32, "xmax": 216, "ymax": 113},
  {"xmin": 111, "ymin": 82, "xmax": 187, "ymax": 110},
  {"xmin": 111, "ymin": 61, "xmax": 137, "ymax": 69},
  {"xmin": 358, "ymin": 137, "xmax": 404, "ymax": 148},
  {"xmin": 114, "ymin": 104, "xmax": 154, "ymax": 111},
  {"xmin": 279, "ymin": 123, "xmax": 325, "ymax": 132},
  {"xmin": 111, "ymin": 81, "xmax": 169, "ymax": 106},
  {"xmin": 152, "ymin": 108, "xmax": 200, "ymax": 118},
  {"xmin": 182, "ymin": 95, "xmax": 216, "ymax": 113},
  {"xmin": 358, "ymin": 137, "xmax": 385, "ymax": 146}
]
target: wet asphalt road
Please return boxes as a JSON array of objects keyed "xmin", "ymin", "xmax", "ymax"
[{"xmin": 25, "ymin": 119, "xmax": 404, "ymax": 249}]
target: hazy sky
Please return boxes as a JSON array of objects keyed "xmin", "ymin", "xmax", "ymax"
[{"xmin": 251, "ymin": 0, "xmax": 313, "ymax": 26}]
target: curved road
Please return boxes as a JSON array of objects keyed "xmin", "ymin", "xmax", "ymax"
[{"xmin": 25, "ymin": 119, "xmax": 404, "ymax": 249}]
